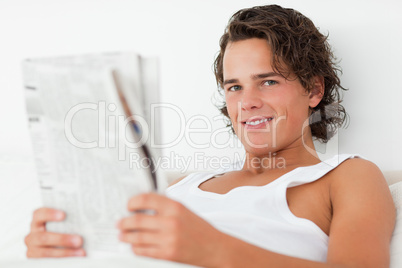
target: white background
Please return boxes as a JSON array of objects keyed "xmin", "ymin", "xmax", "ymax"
[{"xmin": 0, "ymin": 0, "xmax": 401, "ymax": 259}]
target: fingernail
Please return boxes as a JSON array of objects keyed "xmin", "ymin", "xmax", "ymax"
[
  {"xmin": 71, "ymin": 236, "xmax": 82, "ymax": 246},
  {"xmin": 115, "ymin": 220, "xmax": 121, "ymax": 229},
  {"xmin": 55, "ymin": 211, "xmax": 64, "ymax": 220}
]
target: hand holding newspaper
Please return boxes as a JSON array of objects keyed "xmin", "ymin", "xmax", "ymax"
[{"xmin": 22, "ymin": 52, "xmax": 165, "ymax": 257}]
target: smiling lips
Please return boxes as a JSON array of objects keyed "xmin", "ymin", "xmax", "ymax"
[{"xmin": 242, "ymin": 116, "xmax": 273, "ymax": 129}]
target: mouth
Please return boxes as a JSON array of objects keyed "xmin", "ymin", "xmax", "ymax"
[{"xmin": 241, "ymin": 116, "xmax": 274, "ymax": 129}]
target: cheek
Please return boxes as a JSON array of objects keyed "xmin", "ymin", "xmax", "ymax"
[
  {"xmin": 225, "ymin": 98, "xmax": 242, "ymax": 133},
  {"xmin": 285, "ymin": 99, "xmax": 311, "ymax": 127},
  {"xmin": 227, "ymin": 107, "xmax": 238, "ymax": 132},
  {"xmin": 225, "ymin": 96, "xmax": 237, "ymax": 120}
]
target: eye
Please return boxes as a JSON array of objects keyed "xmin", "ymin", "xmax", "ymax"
[
  {"xmin": 227, "ymin": 85, "xmax": 242, "ymax": 92},
  {"xmin": 263, "ymin": 80, "xmax": 277, "ymax": 86}
]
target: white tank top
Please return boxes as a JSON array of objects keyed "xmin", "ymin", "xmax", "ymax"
[{"xmin": 165, "ymin": 154, "xmax": 360, "ymax": 262}]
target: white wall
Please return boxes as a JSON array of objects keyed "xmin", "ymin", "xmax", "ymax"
[{"xmin": 0, "ymin": 0, "xmax": 401, "ymax": 259}]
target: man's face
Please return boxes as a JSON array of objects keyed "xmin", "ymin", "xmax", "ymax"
[{"xmin": 222, "ymin": 38, "xmax": 317, "ymax": 156}]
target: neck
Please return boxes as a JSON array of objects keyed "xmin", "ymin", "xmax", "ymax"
[{"xmin": 242, "ymin": 134, "xmax": 321, "ymax": 174}]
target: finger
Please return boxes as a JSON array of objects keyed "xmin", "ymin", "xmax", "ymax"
[
  {"xmin": 27, "ymin": 247, "xmax": 86, "ymax": 258},
  {"xmin": 31, "ymin": 208, "xmax": 65, "ymax": 232},
  {"xmin": 119, "ymin": 230, "xmax": 160, "ymax": 246},
  {"xmin": 118, "ymin": 214, "xmax": 163, "ymax": 232},
  {"xmin": 131, "ymin": 244, "xmax": 161, "ymax": 259},
  {"xmin": 127, "ymin": 193, "xmax": 184, "ymax": 216},
  {"xmin": 25, "ymin": 232, "xmax": 83, "ymax": 248},
  {"xmin": 131, "ymin": 244, "xmax": 179, "ymax": 262}
]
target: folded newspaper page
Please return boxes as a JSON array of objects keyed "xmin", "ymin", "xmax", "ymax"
[{"xmin": 22, "ymin": 52, "xmax": 165, "ymax": 257}]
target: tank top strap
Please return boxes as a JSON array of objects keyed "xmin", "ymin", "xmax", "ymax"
[
  {"xmin": 283, "ymin": 154, "xmax": 362, "ymax": 188},
  {"xmin": 166, "ymin": 172, "xmax": 219, "ymax": 193},
  {"xmin": 271, "ymin": 154, "xmax": 363, "ymax": 243}
]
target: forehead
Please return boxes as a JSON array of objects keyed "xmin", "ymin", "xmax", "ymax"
[{"xmin": 223, "ymin": 38, "xmax": 275, "ymax": 77}]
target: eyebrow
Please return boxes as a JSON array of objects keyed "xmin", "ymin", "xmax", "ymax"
[{"xmin": 223, "ymin": 72, "xmax": 282, "ymax": 86}]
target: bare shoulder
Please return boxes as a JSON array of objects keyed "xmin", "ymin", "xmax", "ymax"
[
  {"xmin": 328, "ymin": 157, "xmax": 392, "ymax": 205},
  {"xmin": 329, "ymin": 157, "xmax": 387, "ymax": 187},
  {"xmin": 329, "ymin": 157, "xmax": 396, "ymax": 233},
  {"xmin": 325, "ymin": 157, "xmax": 396, "ymax": 267}
]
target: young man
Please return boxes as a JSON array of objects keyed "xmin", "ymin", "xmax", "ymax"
[{"xmin": 25, "ymin": 5, "xmax": 395, "ymax": 268}]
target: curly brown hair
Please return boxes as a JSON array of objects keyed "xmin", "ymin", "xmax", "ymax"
[{"xmin": 213, "ymin": 5, "xmax": 348, "ymax": 143}]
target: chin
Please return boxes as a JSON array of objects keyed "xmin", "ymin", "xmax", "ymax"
[{"xmin": 238, "ymin": 133, "xmax": 275, "ymax": 150}]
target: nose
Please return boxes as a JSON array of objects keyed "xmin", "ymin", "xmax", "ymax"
[{"xmin": 241, "ymin": 87, "xmax": 263, "ymax": 111}]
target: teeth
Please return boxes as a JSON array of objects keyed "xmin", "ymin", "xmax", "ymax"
[{"xmin": 245, "ymin": 118, "xmax": 272, "ymax": 125}]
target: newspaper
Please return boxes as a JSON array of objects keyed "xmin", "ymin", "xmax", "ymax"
[{"xmin": 22, "ymin": 52, "xmax": 166, "ymax": 256}]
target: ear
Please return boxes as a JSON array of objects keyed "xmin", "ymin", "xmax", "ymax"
[{"xmin": 308, "ymin": 76, "xmax": 324, "ymax": 108}]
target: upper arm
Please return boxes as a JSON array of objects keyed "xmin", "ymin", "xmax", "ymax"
[{"xmin": 327, "ymin": 158, "xmax": 396, "ymax": 268}]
